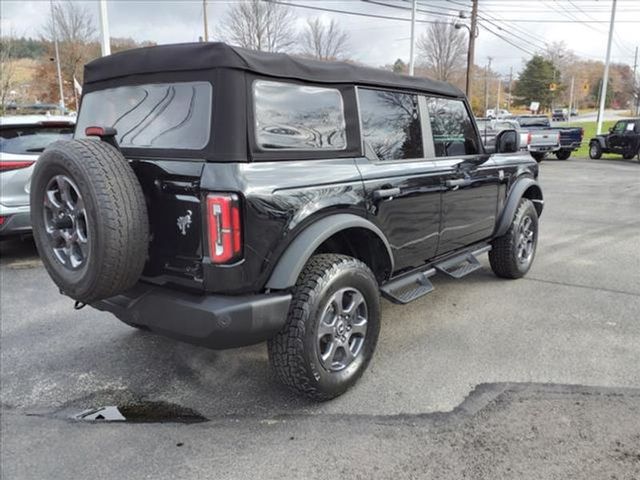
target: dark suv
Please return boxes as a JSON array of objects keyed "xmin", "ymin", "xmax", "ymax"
[
  {"xmin": 31, "ymin": 43, "xmax": 543, "ymax": 400},
  {"xmin": 589, "ymin": 118, "xmax": 640, "ymax": 160}
]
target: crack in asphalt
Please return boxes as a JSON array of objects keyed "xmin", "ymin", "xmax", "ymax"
[{"xmin": 523, "ymin": 276, "xmax": 640, "ymax": 297}]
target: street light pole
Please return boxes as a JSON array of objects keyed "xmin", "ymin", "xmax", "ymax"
[
  {"xmin": 203, "ymin": 0, "xmax": 209, "ymax": 42},
  {"xmin": 98, "ymin": 0, "xmax": 111, "ymax": 56},
  {"xmin": 596, "ymin": 0, "xmax": 617, "ymax": 135},
  {"xmin": 408, "ymin": 0, "xmax": 417, "ymax": 76},
  {"xmin": 49, "ymin": 0, "xmax": 65, "ymax": 111}
]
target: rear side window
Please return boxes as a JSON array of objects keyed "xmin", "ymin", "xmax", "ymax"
[
  {"xmin": 426, "ymin": 97, "xmax": 479, "ymax": 157},
  {"xmin": 253, "ymin": 80, "xmax": 346, "ymax": 150},
  {"xmin": 76, "ymin": 82, "xmax": 212, "ymax": 150},
  {"xmin": 358, "ymin": 88, "xmax": 423, "ymax": 161},
  {"xmin": 0, "ymin": 126, "xmax": 74, "ymax": 154}
]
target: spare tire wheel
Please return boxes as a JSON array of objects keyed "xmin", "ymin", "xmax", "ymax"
[{"xmin": 30, "ymin": 139, "xmax": 149, "ymax": 303}]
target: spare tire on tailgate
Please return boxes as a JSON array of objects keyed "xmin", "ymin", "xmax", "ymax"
[{"xmin": 30, "ymin": 139, "xmax": 148, "ymax": 303}]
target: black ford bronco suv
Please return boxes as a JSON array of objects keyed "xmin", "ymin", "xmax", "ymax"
[{"xmin": 31, "ymin": 43, "xmax": 543, "ymax": 400}]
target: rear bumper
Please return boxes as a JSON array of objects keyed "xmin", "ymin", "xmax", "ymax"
[
  {"xmin": 92, "ymin": 283, "xmax": 291, "ymax": 349},
  {"xmin": 0, "ymin": 207, "xmax": 31, "ymax": 237}
]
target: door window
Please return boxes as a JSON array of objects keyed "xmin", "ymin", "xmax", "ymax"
[
  {"xmin": 426, "ymin": 97, "xmax": 480, "ymax": 157},
  {"xmin": 612, "ymin": 122, "xmax": 626, "ymax": 133},
  {"xmin": 253, "ymin": 80, "xmax": 346, "ymax": 150},
  {"xmin": 357, "ymin": 88, "xmax": 423, "ymax": 161}
]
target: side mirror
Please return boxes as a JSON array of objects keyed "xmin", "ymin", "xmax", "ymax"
[
  {"xmin": 609, "ymin": 127, "xmax": 614, "ymax": 133},
  {"xmin": 495, "ymin": 129, "xmax": 519, "ymax": 153}
]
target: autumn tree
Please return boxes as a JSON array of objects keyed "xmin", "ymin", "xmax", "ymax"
[
  {"xmin": 223, "ymin": 0, "xmax": 296, "ymax": 52},
  {"xmin": 41, "ymin": 0, "xmax": 97, "ymax": 84},
  {"xmin": 417, "ymin": 21, "xmax": 466, "ymax": 82},
  {"xmin": 300, "ymin": 18, "xmax": 349, "ymax": 61}
]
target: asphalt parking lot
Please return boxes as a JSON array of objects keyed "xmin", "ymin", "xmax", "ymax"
[{"xmin": 1, "ymin": 157, "xmax": 639, "ymax": 479}]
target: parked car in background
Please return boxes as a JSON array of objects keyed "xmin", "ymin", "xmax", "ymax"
[
  {"xmin": 510, "ymin": 115, "xmax": 583, "ymax": 161},
  {"xmin": 0, "ymin": 115, "xmax": 75, "ymax": 237},
  {"xmin": 485, "ymin": 108, "xmax": 511, "ymax": 119},
  {"xmin": 589, "ymin": 118, "xmax": 640, "ymax": 160},
  {"xmin": 552, "ymin": 108, "xmax": 569, "ymax": 122}
]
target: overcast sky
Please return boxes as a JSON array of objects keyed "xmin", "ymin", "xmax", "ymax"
[{"xmin": 1, "ymin": 0, "xmax": 639, "ymax": 76}]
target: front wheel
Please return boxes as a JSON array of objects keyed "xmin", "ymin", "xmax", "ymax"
[
  {"xmin": 268, "ymin": 254, "xmax": 381, "ymax": 400},
  {"xmin": 489, "ymin": 198, "xmax": 539, "ymax": 279},
  {"xmin": 589, "ymin": 142, "xmax": 603, "ymax": 159}
]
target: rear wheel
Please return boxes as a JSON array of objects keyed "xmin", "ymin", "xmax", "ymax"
[
  {"xmin": 589, "ymin": 142, "xmax": 603, "ymax": 159},
  {"xmin": 268, "ymin": 254, "xmax": 380, "ymax": 400},
  {"xmin": 622, "ymin": 148, "xmax": 637, "ymax": 160},
  {"xmin": 489, "ymin": 198, "xmax": 539, "ymax": 279},
  {"xmin": 555, "ymin": 149, "xmax": 571, "ymax": 160},
  {"xmin": 530, "ymin": 152, "xmax": 546, "ymax": 163}
]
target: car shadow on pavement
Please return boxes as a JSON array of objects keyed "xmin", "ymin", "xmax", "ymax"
[{"xmin": 0, "ymin": 236, "xmax": 40, "ymax": 266}]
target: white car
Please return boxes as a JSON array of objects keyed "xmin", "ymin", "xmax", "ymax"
[
  {"xmin": 485, "ymin": 109, "xmax": 511, "ymax": 119},
  {"xmin": 0, "ymin": 115, "xmax": 75, "ymax": 237}
]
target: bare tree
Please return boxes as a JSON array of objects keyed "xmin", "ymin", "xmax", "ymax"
[
  {"xmin": 223, "ymin": 0, "xmax": 296, "ymax": 53},
  {"xmin": 417, "ymin": 21, "xmax": 466, "ymax": 82},
  {"xmin": 300, "ymin": 18, "xmax": 349, "ymax": 61},
  {"xmin": 0, "ymin": 36, "xmax": 18, "ymax": 114},
  {"xmin": 41, "ymin": 0, "xmax": 96, "ymax": 84}
]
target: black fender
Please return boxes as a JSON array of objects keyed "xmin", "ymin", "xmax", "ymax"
[
  {"xmin": 590, "ymin": 137, "xmax": 606, "ymax": 149},
  {"xmin": 494, "ymin": 177, "xmax": 543, "ymax": 238},
  {"xmin": 265, "ymin": 213, "xmax": 394, "ymax": 290}
]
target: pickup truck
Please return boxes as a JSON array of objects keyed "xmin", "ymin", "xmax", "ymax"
[
  {"xmin": 510, "ymin": 115, "xmax": 583, "ymax": 161},
  {"xmin": 476, "ymin": 118, "xmax": 528, "ymax": 151}
]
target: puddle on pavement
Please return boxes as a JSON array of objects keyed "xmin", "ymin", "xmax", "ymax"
[{"xmin": 74, "ymin": 401, "xmax": 207, "ymax": 424}]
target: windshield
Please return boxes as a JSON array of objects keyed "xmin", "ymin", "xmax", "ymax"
[
  {"xmin": 76, "ymin": 82, "xmax": 212, "ymax": 150},
  {"xmin": 0, "ymin": 125, "xmax": 74, "ymax": 154}
]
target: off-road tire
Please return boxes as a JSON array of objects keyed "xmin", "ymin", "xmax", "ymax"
[
  {"xmin": 31, "ymin": 139, "xmax": 148, "ymax": 303},
  {"xmin": 489, "ymin": 198, "xmax": 539, "ymax": 279},
  {"xmin": 622, "ymin": 149, "xmax": 637, "ymax": 160},
  {"xmin": 268, "ymin": 254, "xmax": 380, "ymax": 401},
  {"xmin": 555, "ymin": 149, "xmax": 571, "ymax": 160},
  {"xmin": 589, "ymin": 142, "xmax": 603, "ymax": 159},
  {"xmin": 530, "ymin": 152, "xmax": 546, "ymax": 163}
]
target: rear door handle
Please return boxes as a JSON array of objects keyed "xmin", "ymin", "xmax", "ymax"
[
  {"xmin": 445, "ymin": 178, "xmax": 472, "ymax": 189},
  {"xmin": 373, "ymin": 187, "xmax": 401, "ymax": 200}
]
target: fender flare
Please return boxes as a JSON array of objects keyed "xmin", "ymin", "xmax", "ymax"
[
  {"xmin": 494, "ymin": 177, "xmax": 543, "ymax": 238},
  {"xmin": 265, "ymin": 213, "xmax": 394, "ymax": 290},
  {"xmin": 590, "ymin": 137, "xmax": 606, "ymax": 149}
]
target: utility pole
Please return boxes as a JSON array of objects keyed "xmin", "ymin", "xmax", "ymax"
[
  {"xmin": 507, "ymin": 66, "xmax": 513, "ymax": 110},
  {"xmin": 203, "ymin": 0, "xmax": 209, "ymax": 42},
  {"xmin": 484, "ymin": 57, "xmax": 492, "ymax": 115},
  {"xmin": 49, "ymin": 0, "xmax": 65, "ymax": 111},
  {"xmin": 98, "ymin": 0, "xmax": 111, "ymax": 56},
  {"xmin": 633, "ymin": 46, "xmax": 638, "ymax": 115},
  {"xmin": 597, "ymin": 0, "xmax": 617, "ymax": 135},
  {"xmin": 567, "ymin": 76, "xmax": 575, "ymax": 124},
  {"xmin": 466, "ymin": 0, "xmax": 479, "ymax": 98},
  {"xmin": 409, "ymin": 0, "xmax": 417, "ymax": 75},
  {"xmin": 496, "ymin": 78, "xmax": 501, "ymax": 114}
]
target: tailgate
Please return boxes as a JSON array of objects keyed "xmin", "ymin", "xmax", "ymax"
[{"xmin": 130, "ymin": 159, "xmax": 205, "ymax": 289}]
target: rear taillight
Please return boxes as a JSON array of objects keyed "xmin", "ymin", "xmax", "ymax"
[
  {"xmin": 0, "ymin": 215, "xmax": 6, "ymax": 226},
  {"xmin": 206, "ymin": 193, "xmax": 242, "ymax": 264},
  {"xmin": 527, "ymin": 132, "xmax": 532, "ymax": 145},
  {"xmin": 0, "ymin": 160, "xmax": 35, "ymax": 172}
]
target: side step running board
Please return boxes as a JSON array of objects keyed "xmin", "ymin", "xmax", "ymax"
[
  {"xmin": 381, "ymin": 268, "xmax": 435, "ymax": 305},
  {"xmin": 435, "ymin": 245, "xmax": 491, "ymax": 279},
  {"xmin": 380, "ymin": 244, "xmax": 491, "ymax": 304}
]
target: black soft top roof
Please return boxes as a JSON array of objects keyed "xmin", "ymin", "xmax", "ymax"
[{"xmin": 83, "ymin": 42, "xmax": 463, "ymax": 98}]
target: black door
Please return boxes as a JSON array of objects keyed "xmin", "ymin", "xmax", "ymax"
[
  {"xmin": 424, "ymin": 96, "xmax": 500, "ymax": 255},
  {"xmin": 356, "ymin": 88, "xmax": 443, "ymax": 272},
  {"xmin": 608, "ymin": 121, "xmax": 627, "ymax": 152}
]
